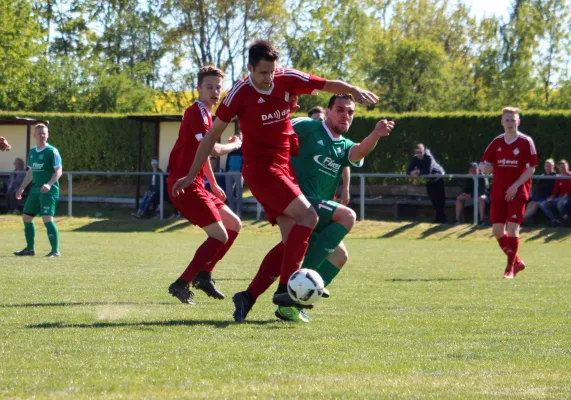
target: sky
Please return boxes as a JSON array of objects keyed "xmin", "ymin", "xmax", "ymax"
[{"xmin": 462, "ymin": 0, "xmax": 513, "ymax": 20}]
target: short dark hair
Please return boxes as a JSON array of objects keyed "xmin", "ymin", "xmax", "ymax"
[
  {"xmin": 307, "ymin": 106, "xmax": 325, "ymax": 117},
  {"xmin": 327, "ymin": 94, "xmax": 355, "ymax": 109},
  {"xmin": 248, "ymin": 40, "xmax": 279, "ymax": 68},
  {"xmin": 197, "ymin": 66, "xmax": 224, "ymax": 86}
]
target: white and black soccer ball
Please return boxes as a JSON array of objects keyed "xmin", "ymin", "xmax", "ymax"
[{"xmin": 287, "ymin": 268, "xmax": 325, "ymax": 305}]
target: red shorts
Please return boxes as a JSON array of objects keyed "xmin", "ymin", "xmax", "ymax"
[
  {"xmin": 243, "ymin": 161, "xmax": 301, "ymax": 225},
  {"xmin": 167, "ymin": 179, "xmax": 225, "ymax": 227},
  {"xmin": 490, "ymin": 197, "xmax": 527, "ymax": 225}
]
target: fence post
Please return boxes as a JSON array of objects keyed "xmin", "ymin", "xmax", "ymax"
[
  {"xmin": 159, "ymin": 172, "xmax": 164, "ymax": 220},
  {"xmin": 359, "ymin": 174, "xmax": 365, "ymax": 221},
  {"xmin": 473, "ymin": 176, "xmax": 479, "ymax": 225},
  {"xmin": 67, "ymin": 173, "xmax": 73, "ymax": 218}
]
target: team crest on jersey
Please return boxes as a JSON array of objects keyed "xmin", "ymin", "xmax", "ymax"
[
  {"xmin": 513, "ymin": 148, "xmax": 520, "ymax": 155},
  {"xmin": 333, "ymin": 146, "xmax": 345, "ymax": 158},
  {"xmin": 497, "ymin": 147, "xmax": 502, "ymax": 152}
]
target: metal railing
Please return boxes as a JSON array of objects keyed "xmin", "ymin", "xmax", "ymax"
[{"xmin": 2, "ymin": 170, "xmax": 569, "ymax": 224}]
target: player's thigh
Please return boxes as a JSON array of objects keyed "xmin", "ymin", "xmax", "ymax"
[
  {"xmin": 282, "ymin": 194, "xmax": 317, "ymax": 227},
  {"xmin": 173, "ymin": 187, "xmax": 222, "ymax": 228},
  {"xmin": 308, "ymin": 198, "xmax": 338, "ymax": 232},
  {"xmin": 23, "ymin": 193, "xmax": 41, "ymax": 217},
  {"xmin": 218, "ymin": 205, "xmax": 242, "ymax": 232},
  {"xmin": 202, "ymin": 221, "xmax": 229, "ymax": 242},
  {"xmin": 489, "ymin": 198, "xmax": 508, "ymax": 225},
  {"xmin": 39, "ymin": 192, "xmax": 58, "ymax": 217},
  {"xmin": 506, "ymin": 198, "xmax": 526, "ymax": 225}
]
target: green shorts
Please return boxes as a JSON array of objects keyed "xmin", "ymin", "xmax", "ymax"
[
  {"xmin": 308, "ymin": 197, "xmax": 340, "ymax": 233},
  {"xmin": 24, "ymin": 190, "xmax": 59, "ymax": 217}
]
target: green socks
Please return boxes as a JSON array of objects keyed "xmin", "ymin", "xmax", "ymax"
[
  {"xmin": 24, "ymin": 222, "xmax": 35, "ymax": 250},
  {"xmin": 315, "ymin": 260, "xmax": 341, "ymax": 287},
  {"xmin": 302, "ymin": 223, "xmax": 348, "ymax": 269},
  {"xmin": 44, "ymin": 221, "xmax": 59, "ymax": 253}
]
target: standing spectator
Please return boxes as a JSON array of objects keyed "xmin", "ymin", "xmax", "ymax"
[
  {"xmin": 523, "ymin": 158, "xmax": 557, "ymax": 222},
  {"xmin": 7, "ymin": 158, "xmax": 26, "ymax": 214},
  {"xmin": 539, "ymin": 159, "xmax": 571, "ymax": 226},
  {"xmin": 132, "ymin": 158, "xmax": 162, "ymax": 218},
  {"xmin": 455, "ymin": 162, "xmax": 489, "ymax": 225},
  {"xmin": 225, "ymin": 138, "xmax": 244, "ymax": 216},
  {"xmin": 308, "ymin": 106, "xmax": 325, "ymax": 121},
  {"xmin": 407, "ymin": 143, "xmax": 447, "ymax": 223}
]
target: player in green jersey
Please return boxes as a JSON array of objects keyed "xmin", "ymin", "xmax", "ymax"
[
  {"xmin": 13, "ymin": 124, "xmax": 63, "ymax": 257},
  {"xmin": 233, "ymin": 94, "xmax": 395, "ymax": 322}
]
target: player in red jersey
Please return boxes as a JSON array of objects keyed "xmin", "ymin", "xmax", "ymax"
[
  {"xmin": 172, "ymin": 40, "xmax": 378, "ymax": 309},
  {"xmin": 480, "ymin": 107, "xmax": 538, "ymax": 279},
  {"xmin": 167, "ymin": 66, "xmax": 243, "ymax": 304}
]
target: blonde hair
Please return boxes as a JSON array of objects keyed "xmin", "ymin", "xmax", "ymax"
[
  {"xmin": 34, "ymin": 123, "xmax": 48, "ymax": 131},
  {"xmin": 558, "ymin": 159, "xmax": 568, "ymax": 166},
  {"xmin": 545, "ymin": 158, "xmax": 555, "ymax": 165},
  {"xmin": 501, "ymin": 107, "xmax": 520, "ymax": 115}
]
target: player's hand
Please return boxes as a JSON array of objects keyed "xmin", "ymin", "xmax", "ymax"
[
  {"xmin": 15, "ymin": 188, "xmax": 24, "ymax": 200},
  {"xmin": 288, "ymin": 94, "xmax": 300, "ymax": 113},
  {"xmin": 373, "ymin": 119, "xmax": 394, "ymax": 137},
  {"xmin": 228, "ymin": 135, "xmax": 242, "ymax": 149},
  {"xmin": 350, "ymin": 87, "xmax": 379, "ymax": 106},
  {"xmin": 211, "ymin": 184, "xmax": 227, "ymax": 201},
  {"xmin": 0, "ymin": 136, "xmax": 11, "ymax": 151},
  {"xmin": 339, "ymin": 188, "xmax": 350, "ymax": 206},
  {"xmin": 505, "ymin": 184, "xmax": 518, "ymax": 202},
  {"xmin": 40, "ymin": 184, "xmax": 51, "ymax": 194},
  {"xmin": 172, "ymin": 176, "xmax": 193, "ymax": 197}
]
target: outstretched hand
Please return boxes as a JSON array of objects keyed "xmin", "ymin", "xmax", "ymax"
[
  {"xmin": 172, "ymin": 176, "xmax": 192, "ymax": 197},
  {"xmin": 350, "ymin": 87, "xmax": 379, "ymax": 106},
  {"xmin": 373, "ymin": 119, "xmax": 395, "ymax": 137},
  {"xmin": 211, "ymin": 184, "xmax": 227, "ymax": 201},
  {"xmin": 228, "ymin": 135, "xmax": 242, "ymax": 149}
]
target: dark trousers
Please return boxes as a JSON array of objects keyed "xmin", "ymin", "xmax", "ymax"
[{"xmin": 426, "ymin": 178, "xmax": 447, "ymax": 222}]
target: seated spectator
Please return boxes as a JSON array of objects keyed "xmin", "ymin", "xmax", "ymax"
[
  {"xmin": 455, "ymin": 162, "xmax": 489, "ymax": 225},
  {"xmin": 524, "ymin": 158, "xmax": 557, "ymax": 222},
  {"xmin": 6, "ymin": 158, "xmax": 26, "ymax": 214},
  {"xmin": 132, "ymin": 159, "xmax": 162, "ymax": 218},
  {"xmin": 540, "ymin": 159, "xmax": 571, "ymax": 227},
  {"xmin": 308, "ymin": 106, "xmax": 325, "ymax": 121},
  {"xmin": 407, "ymin": 143, "xmax": 447, "ymax": 223}
]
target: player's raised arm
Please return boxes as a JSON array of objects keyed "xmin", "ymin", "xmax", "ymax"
[
  {"xmin": 211, "ymin": 135, "xmax": 242, "ymax": 157},
  {"xmin": 322, "ymin": 80, "xmax": 379, "ymax": 106},
  {"xmin": 172, "ymin": 118, "xmax": 228, "ymax": 197},
  {"xmin": 349, "ymin": 119, "xmax": 395, "ymax": 163}
]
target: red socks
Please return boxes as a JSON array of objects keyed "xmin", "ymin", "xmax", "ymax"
[
  {"xmin": 497, "ymin": 234, "xmax": 520, "ymax": 267},
  {"xmin": 247, "ymin": 242, "xmax": 284, "ymax": 300},
  {"xmin": 204, "ymin": 230, "xmax": 239, "ymax": 273},
  {"xmin": 279, "ymin": 224, "xmax": 312, "ymax": 285},
  {"xmin": 180, "ymin": 237, "xmax": 225, "ymax": 282}
]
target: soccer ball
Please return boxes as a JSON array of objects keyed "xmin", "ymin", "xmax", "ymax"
[{"xmin": 287, "ymin": 268, "xmax": 325, "ymax": 305}]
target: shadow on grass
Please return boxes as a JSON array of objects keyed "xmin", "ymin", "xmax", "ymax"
[
  {"xmin": 27, "ymin": 319, "xmax": 277, "ymax": 329},
  {"xmin": 524, "ymin": 227, "xmax": 571, "ymax": 243},
  {"xmin": 377, "ymin": 222, "xmax": 420, "ymax": 238},
  {"xmin": 418, "ymin": 223, "xmax": 453, "ymax": 239},
  {"xmin": 456, "ymin": 225, "xmax": 481, "ymax": 239},
  {"xmin": 72, "ymin": 219, "xmax": 173, "ymax": 233},
  {"xmin": 387, "ymin": 278, "xmax": 468, "ymax": 282},
  {"xmin": 1, "ymin": 301, "xmax": 173, "ymax": 308}
]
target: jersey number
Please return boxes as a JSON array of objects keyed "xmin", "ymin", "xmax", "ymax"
[{"xmin": 318, "ymin": 202, "xmax": 333, "ymax": 212}]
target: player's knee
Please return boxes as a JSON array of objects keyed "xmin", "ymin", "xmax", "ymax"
[
  {"xmin": 300, "ymin": 206, "xmax": 318, "ymax": 228},
  {"xmin": 339, "ymin": 207, "xmax": 356, "ymax": 231},
  {"xmin": 228, "ymin": 214, "xmax": 242, "ymax": 232}
]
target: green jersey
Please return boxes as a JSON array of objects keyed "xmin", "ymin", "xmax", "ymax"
[
  {"xmin": 27, "ymin": 145, "xmax": 62, "ymax": 193},
  {"xmin": 291, "ymin": 118, "xmax": 363, "ymax": 200}
]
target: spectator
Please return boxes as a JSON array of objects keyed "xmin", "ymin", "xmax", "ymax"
[
  {"xmin": 6, "ymin": 158, "xmax": 26, "ymax": 214},
  {"xmin": 523, "ymin": 158, "xmax": 557, "ymax": 222},
  {"xmin": 539, "ymin": 159, "xmax": 571, "ymax": 226},
  {"xmin": 132, "ymin": 158, "xmax": 162, "ymax": 218},
  {"xmin": 407, "ymin": 143, "xmax": 447, "ymax": 223},
  {"xmin": 455, "ymin": 162, "xmax": 489, "ymax": 225},
  {"xmin": 225, "ymin": 138, "xmax": 244, "ymax": 216},
  {"xmin": 308, "ymin": 106, "xmax": 325, "ymax": 121},
  {"xmin": 0, "ymin": 136, "xmax": 11, "ymax": 151}
]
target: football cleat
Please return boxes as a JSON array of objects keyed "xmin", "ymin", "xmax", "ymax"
[
  {"xmin": 272, "ymin": 292, "xmax": 313, "ymax": 309},
  {"xmin": 321, "ymin": 287, "xmax": 330, "ymax": 299},
  {"xmin": 192, "ymin": 274, "xmax": 225, "ymax": 300},
  {"xmin": 275, "ymin": 306, "xmax": 310, "ymax": 323},
  {"xmin": 503, "ymin": 265, "xmax": 514, "ymax": 279},
  {"xmin": 513, "ymin": 259, "xmax": 526, "ymax": 277},
  {"xmin": 168, "ymin": 281, "xmax": 195, "ymax": 304},
  {"xmin": 14, "ymin": 248, "xmax": 35, "ymax": 256},
  {"xmin": 232, "ymin": 291, "xmax": 255, "ymax": 323},
  {"xmin": 45, "ymin": 251, "xmax": 61, "ymax": 257}
]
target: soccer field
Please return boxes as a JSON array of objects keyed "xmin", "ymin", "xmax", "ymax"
[{"xmin": 1, "ymin": 217, "xmax": 570, "ymax": 399}]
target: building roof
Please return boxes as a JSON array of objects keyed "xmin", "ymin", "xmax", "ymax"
[{"xmin": 0, "ymin": 117, "xmax": 49, "ymax": 126}]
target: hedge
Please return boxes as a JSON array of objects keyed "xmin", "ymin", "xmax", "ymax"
[{"xmin": 2, "ymin": 110, "xmax": 570, "ymax": 177}]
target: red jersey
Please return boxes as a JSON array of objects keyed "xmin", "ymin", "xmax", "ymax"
[
  {"xmin": 215, "ymin": 68, "xmax": 326, "ymax": 164},
  {"xmin": 168, "ymin": 101, "xmax": 212, "ymax": 185},
  {"xmin": 551, "ymin": 172, "xmax": 571, "ymax": 197},
  {"xmin": 481, "ymin": 132, "xmax": 538, "ymax": 201}
]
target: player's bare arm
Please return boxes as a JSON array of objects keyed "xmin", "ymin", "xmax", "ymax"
[
  {"xmin": 505, "ymin": 166, "xmax": 536, "ymax": 201},
  {"xmin": 349, "ymin": 119, "xmax": 395, "ymax": 162},
  {"xmin": 339, "ymin": 167, "xmax": 351, "ymax": 205},
  {"xmin": 211, "ymin": 135, "xmax": 242, "ymax": 157},
  {"xmin": 322, "ymin": 80, "xmax": 379, "ymax": 106},
  {"xmin": 16, "ymin": 169, "xmax": 33, "ymax": 200},
  {"xmin": 202, "ymin": 157, "xmax": 226, "ymax": 202},
  {"xmin": 172, "ymin": 118, "xmax": 228, "ymax": 197},
  {"xmin": 40, "ymin": 167, "xmax": 62, "ymax": 194}
]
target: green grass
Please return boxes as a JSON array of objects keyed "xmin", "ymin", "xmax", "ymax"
[{"xmin": 1, "ymin": 217, "xmax": 570, "ymax": 399}]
